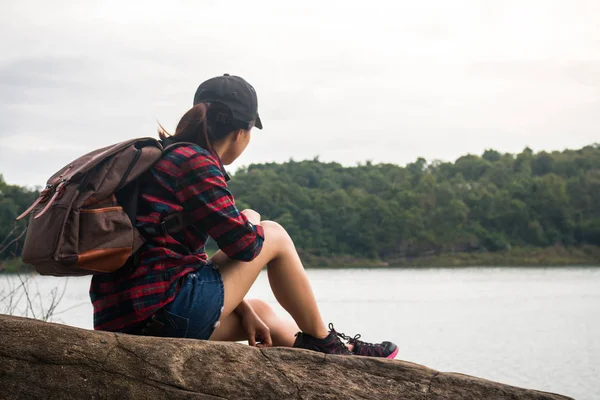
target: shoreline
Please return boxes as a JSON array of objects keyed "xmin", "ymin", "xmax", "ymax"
[
  {"xmin": 300, "ymin": 245, "xmax": 600, "ymax": 268},
  {"xmin": 2, "ymin": 245, "xmax": 599, "ymax": 273}
]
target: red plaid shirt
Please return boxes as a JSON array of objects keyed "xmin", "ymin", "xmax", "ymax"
[{"xmin": 90, "ymin": 144, "xmax": 264, "ymax": 332}]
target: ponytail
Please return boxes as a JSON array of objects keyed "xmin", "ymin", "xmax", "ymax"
[{"xmin": 157, "ymin": 102, "xmax": 237, "ymax": 156}]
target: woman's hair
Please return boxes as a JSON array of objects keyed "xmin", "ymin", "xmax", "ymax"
[{"xmin": 158, "ymin": 102, "xmax": 238, "ymax": 154}]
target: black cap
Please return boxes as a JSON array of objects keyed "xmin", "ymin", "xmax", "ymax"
[{"xmin": 193, "ymin": 74, "xmax": 262, "ymax": 130}]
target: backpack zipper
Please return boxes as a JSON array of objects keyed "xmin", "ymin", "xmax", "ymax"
[{"xmin": 16, "ymin": 165, "xmax": 73, "ymax": 221}]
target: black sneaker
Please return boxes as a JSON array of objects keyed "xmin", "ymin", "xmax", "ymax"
[
  {"xmin": 330, "ymin": 324, "xmax": 399, "ymax": 359},
  {"xmin": 293, "ymin": 326, "xmax": 353, "ymax": 355}
]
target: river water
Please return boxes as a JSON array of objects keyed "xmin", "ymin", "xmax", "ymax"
[{"xmin": 2, "ymin": 267, "xmax": 598, "ymax": 399}]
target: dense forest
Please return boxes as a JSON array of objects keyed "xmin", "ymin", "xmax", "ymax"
[
  {"xmin": 1, "ymin": 144, "xmax": 599, "ymax": 268},
  {"xmin": 228, "ymin": 145, "xmax": 600, "ymax": 265}
]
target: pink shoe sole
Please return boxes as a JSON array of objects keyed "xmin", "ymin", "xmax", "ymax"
[{"xmin": 387, "ymin": 347, "xmax": 399, "ymax": 359}]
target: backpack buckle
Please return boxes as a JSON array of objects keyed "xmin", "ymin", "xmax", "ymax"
[
  {"xmin": 34, "ymin": 181, "xmax": 67, "ymax": 220},
  {"xmin": 158, "ymin": 221, "xmax": 169, "ymax": 236},
  {"xmin": 162, "ymin": 212, "xmax": 187, "ymax": 234}
]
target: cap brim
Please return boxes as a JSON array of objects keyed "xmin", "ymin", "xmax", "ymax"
[{"xmin": 254, "ymin": 114, "xmax": 263, "ymax": 130}]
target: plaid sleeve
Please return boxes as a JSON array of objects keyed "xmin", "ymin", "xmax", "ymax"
[{"xmin": 175, "ymin": 149, "xmax": 264, "ymax": 262}]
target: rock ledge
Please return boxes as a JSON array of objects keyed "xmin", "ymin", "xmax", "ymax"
[{"xmin": 0, "ymin": 315, "xmax": 572, "ymax": 399}]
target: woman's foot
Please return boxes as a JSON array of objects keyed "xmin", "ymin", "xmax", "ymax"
[
  {"xmin": 293, "ymin": 324, "xmax": 398, "ymax": 359},
  {"xmin": 293, "ymin": 328, "xmax": 352, "ymax": 355},
  {"xmin": 346, "ymin": 335, "xmax": 398, "ymax": 359},
  {"xmin": 330, "ymin": 324, "xmax": 399, "ymax": 359}
]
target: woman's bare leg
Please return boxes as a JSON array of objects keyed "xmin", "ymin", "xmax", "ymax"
[
  {"xmin": 211, "ymin": 220, "xmax": 329, "ymax": 339},
  {"xmin": 209, "ymin": 298, "xmax": 299, "ymax": 347}
]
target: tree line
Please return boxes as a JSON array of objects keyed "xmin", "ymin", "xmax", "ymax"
[
  {"xmin": 227, "ymin": 144, "xmax": 600, "ymax": 261},
  {"xmin": 1, "ymin": 144, "xmax": 599, "ymax": 265}
]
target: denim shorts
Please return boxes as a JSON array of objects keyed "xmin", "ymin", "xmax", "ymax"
[{"xmin": 157, "ymin": 263, "xmax": 224, "ymax": 340}]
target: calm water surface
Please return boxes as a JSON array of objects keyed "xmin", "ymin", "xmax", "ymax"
[{"xmin": 2, "ymin": 267, "xmax": 599, "ymax": 400}]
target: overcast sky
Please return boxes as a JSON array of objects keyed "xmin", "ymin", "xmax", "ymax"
[{"xmin": 1, "ymin": 0, "xmax": 598, "ymax": 187}]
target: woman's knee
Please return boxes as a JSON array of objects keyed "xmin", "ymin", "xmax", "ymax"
[
  {"xmin": 262, "ymin": 220, "xmax": 292, "ymax": 246},
  {"xmin": 247, "ymin": 298, "xmax": 275, "ymax": 318},
  {"xmin": 261, "ymin": 220, "xmax": 285, "ymax": 234}
]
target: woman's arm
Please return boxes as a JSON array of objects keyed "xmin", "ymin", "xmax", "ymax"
[
  {"xmin": 234, "ymin": 299, "xmax": 254, "ymax": 317},
  {"xmin": 235, "ymin": 299, "xmax": 272, "ymax": 347},
  {"xmin": 175, "ymin": 149, "xmax": 264, "ymax": 261}
]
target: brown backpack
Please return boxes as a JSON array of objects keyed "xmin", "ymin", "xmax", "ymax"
[{"xmin": 17, "ymin": 137, "xmax": 189, "ymax": 276}]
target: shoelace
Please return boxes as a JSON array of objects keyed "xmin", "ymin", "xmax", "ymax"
[
  {"xmin": 347, "ymin": 334, "xmax": 380, "ymax": 348},
  {"xmin": 328, "ymin": 323, "xmax": 380, "ymax": 348},
  {"xmin": 325, "ymin": 323, "xmax": 353, "ymax": 353}
]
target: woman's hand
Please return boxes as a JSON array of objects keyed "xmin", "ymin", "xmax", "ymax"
[
  {"xmin": 239, "ymin": 306, "xmax": 272, "ymax": 347},
  {"xmin": 241, "ymin": 209, "xmax": 261, "ymax": 226}
]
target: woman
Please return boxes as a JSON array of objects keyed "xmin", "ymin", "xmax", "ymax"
[{"xmin": 90, "ymin": 74, "xmax": 398, "ymax": 359}]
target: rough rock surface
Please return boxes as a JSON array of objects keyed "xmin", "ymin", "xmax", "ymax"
[{"xmin": 0, "ymin": 315, "xmax": 572, "ymax": 399}]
